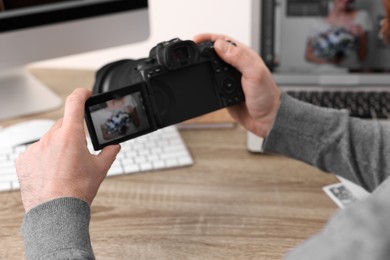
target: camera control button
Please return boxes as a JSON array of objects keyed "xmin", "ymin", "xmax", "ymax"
[
  {"xmin": 212, "ymin": 59, "xmax": 222, "ymax": 72},
  {"xmin": 234, "ymin": 96, "xmax": 241, "ymax": 102},
  {"xmin": 227, "ymin": 96, "xmax": 242, "ymax": 105},
  {"xmin": 222, "ymin": 78, "xmax": 236, "ymax": 94},
  {"xmin": 147, "ymin": 70, "xmax": 154, "ymax": 77},
  {"xmin": 145, "ymin": 58, "xmax": 155, "ymax": 64},
  {"xmin": 201, "ymin": 48, "xmax": 213, "ymax": 58},
  {"xmin": 227, "ymin": 98, "xmax": 234, "ymax": 104}
]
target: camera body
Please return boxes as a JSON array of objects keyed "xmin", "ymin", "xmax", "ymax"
[{"xmin": 85, "ymin": 38, "xmax": 244, "ymax": 150}]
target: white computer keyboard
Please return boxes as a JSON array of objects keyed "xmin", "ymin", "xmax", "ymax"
[{"xmin": 0, "ymin": 126, "xmax": 193, "ymax": 192}]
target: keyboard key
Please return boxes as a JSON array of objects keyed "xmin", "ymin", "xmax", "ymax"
[
  {"xmin": 123, "ymin": 164, "xmax": 140, "ymax": 174},
  {"xmin": 107, "ymin": 164, "xmax": 124, "ymax": 176},
  {"xmin": 179, "ymin": 156, "xmax": 193, "ymax": 166},
  {"xmin": 139, "ymin": 162, "xmax": 153, "ymax": 171},
  {"xmin": 0, "ymin": 172, "xmax": 17, "ymax": 182},
  {"xmin": 0, "ymin": 181, "xmax": 12, "ymax": 192},
  {"xmin": 12, "ymin": 181, "xmax": 20, "ymax": 190},
  {"xmin": 152, "ymin": 160, "xmax": 166, "ymax": 169},
  {"xmin": 165, "ymin": 158, "xmax": 179, "ymax": 167}
]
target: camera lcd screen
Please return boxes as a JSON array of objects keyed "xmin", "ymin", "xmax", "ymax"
[{"xmin": 85, "ymin": 83, "xmax": 153, "ymax": 150}]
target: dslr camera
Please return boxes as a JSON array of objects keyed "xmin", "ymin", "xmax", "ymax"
[{"xmin": 85, "ymin": 38, "xmax": 244, "ymax": 150}]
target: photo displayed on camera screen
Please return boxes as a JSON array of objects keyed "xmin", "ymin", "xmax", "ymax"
[{"xmin": 87, "ymin": 88, "xmax": 151, "ymax": 148}]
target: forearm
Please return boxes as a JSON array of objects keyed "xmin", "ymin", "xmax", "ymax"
[
  {"xmin": 305, "ymin": 43, "xmax": 327, "ymax": 64},
  {"xmin": 263, "ymin": 93, "xmax": 390, "ymax": 192},
  {"xmin": 286, "ymin": 176, "xmax": 390, "ymax": 260},
  {"xmin": 357, "ymin": 33, "xmax": 368, "ymax": 61},
  {"xmin": 22, "ymin": 197, "xmax": 95, "ymax": 260}
]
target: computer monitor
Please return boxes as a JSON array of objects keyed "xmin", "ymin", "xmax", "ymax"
[
  {"xmin": 0, "ymin": 0, "xmax": 150, "ymax": 121},
  {"xmin": 258, "ymin": 0, "xmax": 390, "ymax": 86}
]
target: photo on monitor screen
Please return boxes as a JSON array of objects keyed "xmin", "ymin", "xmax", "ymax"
[{"xmin": 262, "ymin": 0, "xmax": 390, "ymax": 75}]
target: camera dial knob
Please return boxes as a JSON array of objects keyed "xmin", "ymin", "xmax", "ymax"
[
  {"xmin": 222, "ymin": 78, "xmax": 236, "ymax": 94},
  {"xmin": 201, "ymin": 47, "xmax": 214, "ymax": 58}
]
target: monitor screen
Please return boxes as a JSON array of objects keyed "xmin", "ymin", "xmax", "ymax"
[
  {"xmin": 0, "ymin": 0, "xmax": 150, "ymax": 121},
  {"xmin": 259, "ymin": 0, "xmax": 390, "ymax": 85},
  {"xmin": 0, "ymin": 0, "xmax": 147, "ymax": 32}
]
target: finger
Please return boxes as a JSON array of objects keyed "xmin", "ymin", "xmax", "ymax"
[
  {"xmin": 193, "ymin": 33, "xmax": 227, "ymax": 43},
  {"xmin": 63, "ymin": 88, "xmax": 92, "ymax": 130},
  {"xmin": 97, "ymin": 144, "xmax": 121, "ymax": 171},
  {"xmin": 194, "ymin": 34, "xmax": 240, "ymax": 48},
  {"xmin": 194, "ymin": 34, "xmax": 263, "ymax": 78},
  {"xmin": 213, "ymin": 38, "xmax": 262, "ymax": 79}
]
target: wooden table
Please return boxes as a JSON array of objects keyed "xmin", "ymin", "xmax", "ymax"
[{"xmin": 0, "ymin": 68, "xmax": 338, "ymax": 259}]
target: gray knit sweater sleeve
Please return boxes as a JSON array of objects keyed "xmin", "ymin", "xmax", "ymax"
[
  {"xmin": 264, "ymin": 92, "xmax": 390, "ymax": 192},
  {"xmin": 22, "ymin": 197, "xmax": 95, "ymax": 260},
  {"xmin": 264, "ymin": 93, "xmax": 390, "ymax": 260}
]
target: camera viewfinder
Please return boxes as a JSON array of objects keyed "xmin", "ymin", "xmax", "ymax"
[{"xmin": 173, "ymin": 46, "xmax": 190, "ymax": 62}]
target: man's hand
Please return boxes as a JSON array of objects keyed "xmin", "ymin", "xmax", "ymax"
[
  {"xmin": 194, "ymin": 34, "xmax": 281, "ymax": 137},
  {"xmin": 16, "ymin": 88, "xmax": 121, "ymax": 212},
  {"xmin": 348, "ymin": 24, "xmax": 365, "ymax": 37}
]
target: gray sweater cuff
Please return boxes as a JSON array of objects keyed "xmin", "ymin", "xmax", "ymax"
[
  {"xmin": 22, "ymin": 197, "xmax": 94, "ymax": 260},
  {"xmin": 263, "ymin": 92, "xmax": 349, "ymax": 163}
]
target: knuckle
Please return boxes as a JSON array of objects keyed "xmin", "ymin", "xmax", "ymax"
[{"xmin": 225, "ymin": 42, "xmax": 241, "ymax": 58}]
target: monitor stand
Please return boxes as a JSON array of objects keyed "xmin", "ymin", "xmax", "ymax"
[{"xmin": 0, "ymin": 68, "xmax": 62, "ymax": 121}]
